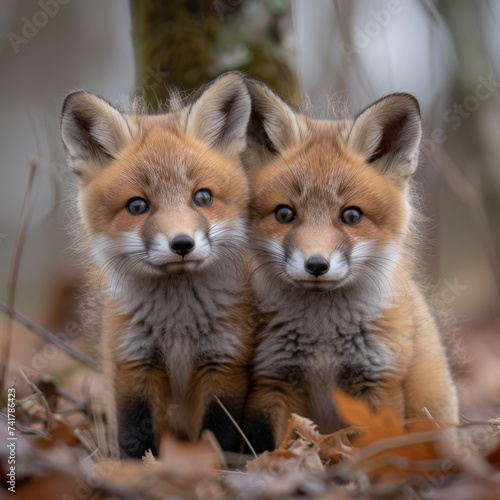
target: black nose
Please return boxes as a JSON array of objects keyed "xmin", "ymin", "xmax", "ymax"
[
  {"xmin": 304, "ymin": 256, "xmax": 330, "ymax": 277},
  {"xmin": 170, "ymin": 235, "xmax": 195, "ymax": 256}
]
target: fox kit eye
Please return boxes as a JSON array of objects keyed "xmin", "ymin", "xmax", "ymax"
[
  {"xmin": 275, "ymin": 205, "xmax": 296, "ymax": 224},
  {"xmin": 341, "ymin": 207, "xmax": 363, "ymax": 225},
  {"xmin": 193, "ymin": 189, "xmax": 213, "ymax": 207},
  {"xmin": 126, "ymin": 197, "xmax": 149, "ymax": 215}
]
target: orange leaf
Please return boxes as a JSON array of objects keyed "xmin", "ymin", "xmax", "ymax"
[
  {"xmin": 330, "ymin": 390, "xmax": 446, "ymax": 483},
  {"xmin": 331, "ymin": 389, "xmax": 375, "ymax": 427}
]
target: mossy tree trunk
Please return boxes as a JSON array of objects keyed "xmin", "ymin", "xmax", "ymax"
[
  {"xmin": 130, "ymin": 0, "xmax": 223, "ymax": 106},
  {"xmin": 130, "ymin": 0, "xmax": 296, "ymax": 108}
]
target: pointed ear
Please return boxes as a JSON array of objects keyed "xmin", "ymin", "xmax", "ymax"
[
  {"xmin": 347, "ymin": 93, "xmax": 422, "ymax": 180},
  {"xmin": 61, "ymin": 91, "xmax": 133, "ymax": 180},
  {"xmin": 244, "ymin": 78, "xmax": 308, "ymax": 167},
  {"xmin": 185, "ymin": 72, "xmax": 251, "ymax": 157}
]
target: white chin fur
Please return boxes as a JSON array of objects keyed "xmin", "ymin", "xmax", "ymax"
[
  {"xmin": 147, "ymin": 230, "xmax": 210, "ymax": 266},
  {"xmin": 90, "ymin": 230, "xmax": 211, "ymax": 277},
  {"xmin": 90, "ymin": 219, "xmax": 246, "ymax": 280},
  {"xmin": 286, "ymin": 249, "xmax": 349, "ymax": 283},
  {"xmin": 271, "ymin": 241, "xmax": 401, "ymax": 299}
]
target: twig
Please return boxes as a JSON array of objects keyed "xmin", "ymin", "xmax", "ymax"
[
  {"xmin": 421, "ymin": 406, "xmax": 441, "ymax": 428},
  {"xmin": 213, "ymin": 395, "xmax": 257, "ymax": 458},
  {"xmin": 353, "ymin": 430, "xmax": 441, "ymax": 466},
  {"xmin": 0, "ymin": 411, "xmax": 51, "ymax": 439},
  {"xmin": 0, "ymin": 161, "xmax": 38, "ymax": 392},
  {"xmin": 361, "ymin": 453, "xmax": 449, "ymax": 475},
  {"xmin": 74, "ymin": 427, "xmax": 99, "ymax": 457},
  {"xmin": 460, "ymin": 415, "xmax": 493, "ymax": 426},
  {"xmin": 9, "ymin": 447, "xmax": 140, "ymax": 500},
  {"xmin": 19, "ymin": 369, "xmax": 52, "ymax": 434},
  {"xmin": 0, "ymin": 302, "xmax": 101, "ymax": 372},
  {"xmin": 52, "ymin": 380, "xmax": 85, "ymax": 406}
]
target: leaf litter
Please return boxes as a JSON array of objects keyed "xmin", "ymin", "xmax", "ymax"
[{"xmin": 3, "ymin": 373, "xmax": 500, "ymax": 499}]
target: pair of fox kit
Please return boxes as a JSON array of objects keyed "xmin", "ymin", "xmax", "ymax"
[{"xmin": 61, "ymin": 72, "xmax": 458, "ymax": 457}]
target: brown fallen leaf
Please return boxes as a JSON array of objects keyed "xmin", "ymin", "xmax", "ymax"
[
  {"xmin": 91, "ymin": 432, "xmax": 226, "ymax": 498},
  {"xmin": 288, "ymin": 413, "xmax": 354, "ymax": 463},
  {"xmin": 35, "ymin": 417, "xmax": 85, "ymax": 450},
  {"xmin": 158, "ymin": 430, "xmax": 225, "ymax": 473},
  {"xmin": 331, "ymin": 390, "xmax": 452, "ymax": 483}
]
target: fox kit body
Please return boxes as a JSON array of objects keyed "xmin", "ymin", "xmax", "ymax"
[
  {"xmin": 61, "ymin": 74, "xmax": 255, "ymax": 458},
  {"xmin": 243, "ymin": 81, "xmax": 459, "ymax": 452}
]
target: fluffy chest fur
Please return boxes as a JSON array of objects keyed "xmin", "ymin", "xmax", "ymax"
[
  {"xmin": 106, "ymin": 265, "xmax": 247, "ymax": 397},
  {"xmin": 253, "ymin": 279, "xmax": 394, "ymax": 389}
]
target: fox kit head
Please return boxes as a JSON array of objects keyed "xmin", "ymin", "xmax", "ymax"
[
  {"xmin": 245, "ymin": 80, "xmax": 421, "ymax": 294},
  {"xmin": 61, "ymin": 73, "xmax": 251, "ymax": 280}
]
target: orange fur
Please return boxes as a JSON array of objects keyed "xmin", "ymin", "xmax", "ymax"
[
  {"xmin": 243, "ymin": 82, "xmax": 458, "ymax": 451},
  {"xmin": 61, "ymin": 73, "xmax": 256, "ymax": 457}
]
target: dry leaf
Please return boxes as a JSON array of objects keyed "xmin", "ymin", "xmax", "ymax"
[
  {"xmin": 158, "ymin": 430, "xmax": 225, "ymax": 473},
  {"xmin": 287, "ymin": 413, "xmax": 354, "ymax": 463},
  {"xmin": 35, "ymin": 418, "xmax": 84, "ymax": 450},
  {"xmin": 332, "ymin": 389, "xmax": 375, "ymax": 427},
  {"xmin": 331, "ymin": 390, "xmax": 448, "ymax": 483}
]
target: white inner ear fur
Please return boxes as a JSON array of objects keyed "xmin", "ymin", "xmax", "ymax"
[
  {"xmin": 248, "ymin": 80, "xmax": 308, "ymax": 154},
  {"xmin": 61, "ymin": 92, "xmax": 133, "ymax": 178},
  {"xmin": 185, "ymin": 73, "xmax": 251, "ymax": 156},
  {"xmin": 347, "ymin": 94, "xmax": 422, "ymax": 179}
]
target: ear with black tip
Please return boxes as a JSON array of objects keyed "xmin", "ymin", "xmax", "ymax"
[
  {"xmin": 244, "ymin": 78, "xmax": 308, "ymax": 167},
  {"xmin": 185, "ymin": 72, "xmax": 251, "ymax": 157},
  {"xmin": 347, "ymin": 93, "xmax": 422, "ymax": 180},
  {"xmin": 61, "ymin": 91, "xmax": 133, "ymax": 180}
]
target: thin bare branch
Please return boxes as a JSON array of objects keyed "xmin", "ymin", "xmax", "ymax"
[
  {"xmin": 353, "ymin": 430, "xmax": 441, "ymax": 466},
  {"xmin": 0, "ymin": 161, "xmax": 38, "ymax": 392},
  {"xmin": 0, "ymin": 302, "xmax": 101, "ymax": 372},
  {"xmin": 214, "ymin": 395, "xmax": 257, "ymax": 458},
  {"xmin": 19, "ymin": 369, "xmax": 52, "ymax": 434}
]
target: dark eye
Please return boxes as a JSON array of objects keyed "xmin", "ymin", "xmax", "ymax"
[
  {"xmin": 341, "ymin": 207, "xmax": 363, "ymax": 225},
  {"xmin": 275, "ymin": 205, "xmax": 296, "ymax": 224},
  {"xmin": 126, "ymin": 197, "xmax": 149, "ymax": 215},
  {"xmin": 193, "ymin": 189, "xmax": 213, "ymax": 207}
]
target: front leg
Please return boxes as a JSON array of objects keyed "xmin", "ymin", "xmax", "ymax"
[
  {"xmin": 117, "ymin": 396, "xmax": 158, "ymax": 458},
  {"xmin": 113, "ymin": 361, "xmax": 171, "ymax": 459},
  {"xmin": 336, "ymin": 363, "xmax": 406, "ymax": 419},
  {"xmin": 193, "ymin": 363, "xmax": 249, "ymax": 453},
  {"xmin": 403, "ymin": 329, "xmax": 459, "ymax": 424},
  {"xmin": 244, "ymin": 375, "xmax": 309, "ymax": 454}
]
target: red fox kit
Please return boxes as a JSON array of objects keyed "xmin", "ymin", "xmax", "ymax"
[
  {"xmin": 61, "ymin": 73, "xmax": 255, "ymax": 458},
  {"xmin": 243, "ymin": 80, "xmax": 459, "ymax": 452}
]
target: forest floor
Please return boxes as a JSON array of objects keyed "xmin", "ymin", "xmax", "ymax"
[{"xmin": 2, "ymin": 296, "xmax": 500, "ymax": 499}]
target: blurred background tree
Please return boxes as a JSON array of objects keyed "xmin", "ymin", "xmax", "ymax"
[{"xmin": 130, "ymin": 0, "xmax": 297, "ymax": 106}]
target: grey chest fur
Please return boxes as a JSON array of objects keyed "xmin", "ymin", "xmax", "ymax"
[
  {"xmin": 253, "ymin": 284, "xmax": 393, "ymax": 392},
  {"xmin": 109, "ymin": 270, "xmax": 245, "ymax": 396}
]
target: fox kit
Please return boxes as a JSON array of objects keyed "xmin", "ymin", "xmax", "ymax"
[
  {"xmin": 61, "ymin": 73, "xmax": 255, "ymax": 458},
  {"xmin": 243, "ymin": 80, "xmax": 459, "ymax": 452}
]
